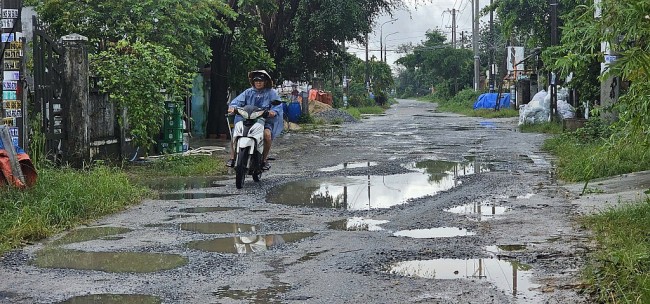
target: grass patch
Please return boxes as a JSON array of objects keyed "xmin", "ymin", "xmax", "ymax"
[
  {"xmin": 344, "ymin": 107, "xmax": 361, "ymax": 120},
  {"xmin": 520, "ymin": 122, "xmax": 563, "ymax": 134},
  {"xmin": 581, "ymin": 198, "xmax": 650, "ymax": 303},
  {"xmin": 543, "ymin": 133, "xmax": 650, "ymax": 182},
  {"xmin": 125, "ymin": 154, "xmax": 226, "ymax": 178},
  {"xmin": 356, "ymin": 106, "xmax": 385, "ymax": 115},
  {"xmin": 0, "ymin": 154, "xmax": 227, "ymax": 254},
  {"xmin": 0, "ymin": 166, "xmax": 149, "ymax": 253}
]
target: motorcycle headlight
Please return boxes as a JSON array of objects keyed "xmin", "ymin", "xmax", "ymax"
[
  {"xmin": 250, "ymin": 110, "xmax": 265, "ymax": 119},
  {"xmin": 238, "ymin": 110, "xmax": 250, "ymax": 119}
]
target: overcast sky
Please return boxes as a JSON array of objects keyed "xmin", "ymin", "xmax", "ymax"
[{"xmin": 349, "ymin": 0, "xmax": 490, "ymax": 67}]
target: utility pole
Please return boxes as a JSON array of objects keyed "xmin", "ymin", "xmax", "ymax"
[
  {"xmin": 472, "ymin": 0, "xmax": 480, "ymax": 91},
  {"xmin": 549, "ymin": 0, "xmax": 558, "ymax": 120},
  {"xmin": 365, "ymin": 32, "xmax": 369, "ymax": 90},
  {"xmin": 489, "ymin": 0, "xmax": 495, "ymax": 92},
  {"xmin": 445, "ymin": 8, "xmax": 457, "ymax": 48}
]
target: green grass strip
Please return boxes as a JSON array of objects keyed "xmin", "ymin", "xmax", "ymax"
[
  {"xmin": 0, "ymin": 166, "xmax": 149, "ymax": 253},
  {"xmin": 581, "ymin": 198, "xmax": 650, "ymax": 303}
]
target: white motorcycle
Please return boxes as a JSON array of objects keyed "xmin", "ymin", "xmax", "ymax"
[{"xmin": 227, "ymin": 103, "xmax": 277, "ymax": 189}]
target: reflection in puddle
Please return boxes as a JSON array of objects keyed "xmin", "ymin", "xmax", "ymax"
[
  {"xmin": 328, "ymin": 218, "xmax": 389, "ymax": 231},
  {"xmin": 60, "ymin": 294, "xmax": 161, "ymax": 304},
  {"xmin": 445, "ymin": 201, "xmax": 511, "ymax": 221},
  {"xmin": 268, "ymin": 160, "xmax": 488, "ymax": 210},
  {"xmin": 178, "ymin": 206, "xmax": 244, "ymax": 213},
  {"xmin": 51, "ymin": 227, "xmax": 132, "ymax": 246},
  {"xmin": 213, "ymin": 284, "xmax": 290, "ymax": 304},
  {"xmin": 157, "ymin": 193, "xmax": 234, "ymax": 200},
  {"xmin": 140, "ymin": 177, "xmax": 228, "ymax": 191},
  {"xmin": 393, "ymin": 227, "xmax": 475, "ymax": 238},
  {"xmin": 318, "ymin": 161, "xmax": 377, "ymax": 172},
  {"xmin": 32, "ymin": 249, "xmax": 187, "ymax": 273},
  {"xmin": 388, "ymin": 258, "xmax": 540, "ymax": 300},
  {"xmin": 486, "ymin": 245, "xmax": 527, "ymax": 255},
  {"xmin": 187, "ymin": 232, "xmax": 316, "ymax": 254},
  {"xmin": 179, "ymin": 222, "xmax": 257, "ymax": 234}
]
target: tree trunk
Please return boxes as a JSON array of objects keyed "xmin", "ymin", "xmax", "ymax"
[{"xmin": 206, "ymin": 36, "xmax": 231, "ymax": 139}]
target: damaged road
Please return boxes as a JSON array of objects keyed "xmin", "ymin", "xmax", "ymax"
[{"xmin": 0, "ymin": 99, "xmax": 606, "ymax": 303}]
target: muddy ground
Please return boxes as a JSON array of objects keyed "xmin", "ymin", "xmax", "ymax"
[{"xmin": 2, "ymin": 98, "xmax": 649, "ymax": 304}]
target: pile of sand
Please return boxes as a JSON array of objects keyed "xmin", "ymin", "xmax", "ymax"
[{"xmin": 308, "ymin": 99, "xmax": 332, "ymax": 114}]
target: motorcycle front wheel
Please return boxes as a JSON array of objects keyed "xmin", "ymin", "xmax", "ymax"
[
  {"xmin": 235, "ymin": 148, "xmax": 249, "ymax": 189},
  {"xmin": 252, "ymin": 153, "xmax": 262, "ymax": 182}
]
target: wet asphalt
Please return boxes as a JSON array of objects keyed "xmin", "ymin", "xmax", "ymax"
[{"xmin": 0, "ymin": 99, "xmax": 591, "ymax": 304}]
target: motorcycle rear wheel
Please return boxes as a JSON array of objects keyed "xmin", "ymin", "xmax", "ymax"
[{"xmin": 235, "ymin": 149, "xmax": 249, "ymax": 189}]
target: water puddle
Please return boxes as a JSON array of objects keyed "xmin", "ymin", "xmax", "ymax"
[
  {"xmin": 213, "ymin": 284, "xmax": 291, "ymax": 303},
  {"xmin": 445, "ymin": 201, "xmax": 511, "ymax": 221},
  {"xmin": 327, "ymin": 218, "xmax": 389, "ymax": 231},
  {"xmin": 60, "ymin": 294, "xmax": 161, "ymax": 304},
  {"xmin": 486, "ymin": 245, "xmax": 527, "ymax": 254},
  {"xmin": 268, "ymin": 160, "xmax": 488, "ymax": 210},
  {"xmin": 157, "ymin": 193, "xmax": 235, "ymax": 200},
  {"xmin": 178, "ymin": 206, "xmax": 244, "ymax": 213},
  {"xmin": 139, "ymin": 177, "xmax": 228, "ymax": 191},
  {"xmin": 388, "ymin": 258, "xmax": 540, "ymax": 300},
  {"xmin": 32, "ymin": 249, "xmax": 187, "ymax": 273},
  {"xmin": 318, "ymin": 161, "xmax": 377, "ymax": 172},
  {"xmin": 479, "ymin": 121, "xmax": 497, "ymax": 129},
  {"xmin": 393, "ymin": 227, "xmax": 476, "ymax": 238},
  {"xmin": 187, "ymin": 232, "xmax": 316, "ymax": 254},
  {"xmin": 179, "ymin": 222, "xmax": 257, "ymax": 234},
  {"xmin": 516, "ymin": 193, "xmax": 535, "ymax": 199},
  {"xmin": 51, "ymin": 227, "xmax": 132, "ymax": 246}
]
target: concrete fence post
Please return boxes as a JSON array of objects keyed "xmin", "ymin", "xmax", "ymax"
[{"xmin": 62, "ymin": 33, "xmax": 90, "ymax": 168}]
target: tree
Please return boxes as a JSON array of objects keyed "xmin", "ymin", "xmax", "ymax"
[
  {"xmin": 32, "ymin": 0, "xmax": 235, "ymax": 150},
  {"xmin": 547, "ymin": 0, "xmax": 650, "ymax": 144},
  {"xmin": 395, "ymin": 30, "xmax": 473, "ymax": 98},
  {"xmin": 206, "ymin": 0, "xmax": 408, "ymax": 137}
]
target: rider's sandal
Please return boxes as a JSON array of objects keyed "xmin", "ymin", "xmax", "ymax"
[
  {"xmin": 261, "ymin": 162, "xmax": 271, "ymax": 171},
  {"xmin": 226, "ymin": 159, "xmax": 235, "ymax": 167}
]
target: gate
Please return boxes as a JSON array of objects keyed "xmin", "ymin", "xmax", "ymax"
[{"xmin": 32, "ymin": 16, "xmax": 65, "ymax": 162}]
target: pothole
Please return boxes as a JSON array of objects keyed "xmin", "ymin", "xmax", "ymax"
[
  {"xmin": 318, "ymin": 161, "xmax": 378, "ymax": 172},
  {"xmin": 50, "ymin": 227, "xmax": 132, "ymax": 246},
  {"xmin": 213, "ymin": 284, "xmax": 291, "ymax": 303},
  {"xmin": 327, "ymin": 218, "xmax": 389, "ymax": 231},
  {"xmin": 157, "ymin": 193, "xmax": 235, "ymax": 200},
  {"xmin": 32, "ymin": 249, "xmax": 187, "ymax": 273},
  {"xmin": 486, "ymin": 245, "xmax": 527, "ymax": 253},
  {"xmin": 178, "ymin": 207, "xmax": 244, "ymax": 213},
  {"xmin": 268, "ymin": 160, "xmax": 488, "ymax": 210},
  {"xmin": 387, "ymin": 258, "xmax": 540, "ymax": 300},
  {"xmin": 179, "ymin": 222, "xmax": 257, "ymax": 234},
  {"xmin": 139, "ymin": 176, "xmax": 229, "ymax": 191},
  {"xmin": 445, "ymin": 201, "xmax": 511, "ymax": 220},
  {"xmin": 187, "ymin": 232, "xmax": 317, "ymax": 254},
  {"xmin": 59, "ymin": 294, "xmax": 161, "ymax": 304},
  {"xmin": 393, "ymin": 227, "xmax": 476, "ymax": 238}
]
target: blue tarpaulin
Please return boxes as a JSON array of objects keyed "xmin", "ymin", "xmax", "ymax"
[{"xmin": 473, "ymin": 93, "xmax": 511, "ymax": 110}]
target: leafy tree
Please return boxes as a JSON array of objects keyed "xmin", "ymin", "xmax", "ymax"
[
  {"xmin": 31, "ymin": 0, "xmax": 235, "ymax": 150},
  {"xmin": 33, "ymin": 0, "xmax": 233, "ymax": 72},
  {"xmin": 93, "ymin": 40, "xmax": 189, "ymax": 151},
  {"xmin": 395, "ymin": 30, "xmax": 473, "ymax": 98},
  {"xmin": 207, "ymin": 0, "xmax": 408, "ymax": 137}
]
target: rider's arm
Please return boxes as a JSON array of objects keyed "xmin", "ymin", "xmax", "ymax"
[
  {"xmin": 267, "ymin": 90, "xmax": 282, "ymax": 118},
  {"xmin": 229, "ymin": 89, "xmax": 249, "ymax": 112}
]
